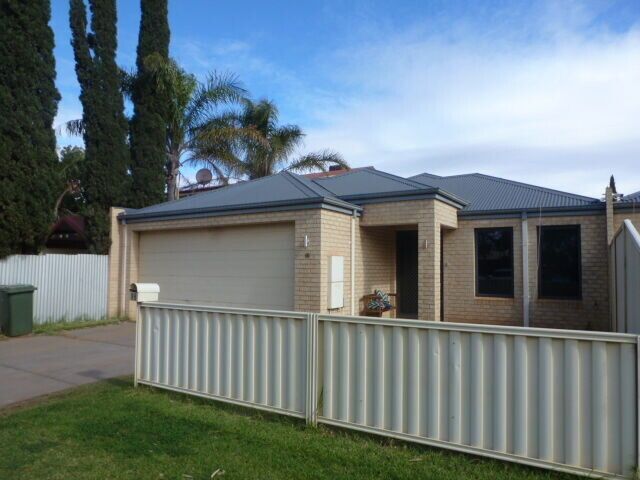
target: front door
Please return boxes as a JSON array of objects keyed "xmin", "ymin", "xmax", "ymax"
[{"xmin": 396, "ymin": 230, "xmax": 418, "ymax": 317}]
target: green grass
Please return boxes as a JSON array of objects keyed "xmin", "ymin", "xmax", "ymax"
[
  {"xmin": 32, "ymin": 316, "xmax": 127, "ymax": 335},
  {"xmin": 0, "ymin": 379, "xmax": 578, "ymax": 480}
]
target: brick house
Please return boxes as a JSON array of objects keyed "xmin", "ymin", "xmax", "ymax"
[{"xmin": 108, "ymin": 167, "xmax": 640, "ymax": 330}]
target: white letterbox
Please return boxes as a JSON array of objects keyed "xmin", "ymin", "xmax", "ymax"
[{"xmin": 129, "ymin": 283, "xmax": 160, "ymax": 302}]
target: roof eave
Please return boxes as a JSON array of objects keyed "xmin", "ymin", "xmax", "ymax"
[
  {"xmin": 339, "ymin": 188, "xmax": 468, "ymax": 209},
  {"xmin": 458, "ymin": 203, "xmax": 605, "ymax": 219}
]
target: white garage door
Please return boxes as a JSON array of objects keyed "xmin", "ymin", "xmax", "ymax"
[{"xmin": 138, "ymin": 223, "xmax": 295, "ymax": 310}]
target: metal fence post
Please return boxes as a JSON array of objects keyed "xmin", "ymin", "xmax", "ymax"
[
  {"xmin": 134, "ymin": 303, "xmax": 142, "ymax": 387},
  {"xmin": 305, "ymin": 313, "xmax": 319, "ymax": 425}
]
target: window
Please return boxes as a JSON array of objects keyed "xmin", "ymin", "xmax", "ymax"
[
  {"xmin": 475, "ymin": 227, "xmax": 514, "ymax": 297},
  {"xmin": 538, "ymin": 225, "xmax": 581, "ymax": 299}
]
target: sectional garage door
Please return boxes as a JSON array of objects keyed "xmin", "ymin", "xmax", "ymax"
[{"xmin": 138, "ymin": 223, "xmax": 295, "ymax": 310}]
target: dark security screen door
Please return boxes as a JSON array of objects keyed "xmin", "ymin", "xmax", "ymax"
[{"xmin": 396, "ymin": 230, "xmax": 418, "ymax": 316}]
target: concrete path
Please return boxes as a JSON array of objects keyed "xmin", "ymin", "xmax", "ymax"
[{"xmin": 0, "ymin": 322, "xmax": 135, "ymax": 408}]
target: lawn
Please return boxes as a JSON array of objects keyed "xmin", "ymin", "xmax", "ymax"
[{"xmin": 0, "ymin": 379, "xmax": 578, "ymax": 480}]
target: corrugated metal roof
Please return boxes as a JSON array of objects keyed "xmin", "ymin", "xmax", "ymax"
[
  {"xmin": 410, "ymin": 172, "xmax": 600, "ymax": 213},
  {"xmin": 621, "ymin": 190, "xmax": 640, "ymax": 203},
  {"xmin": 123, "ymin": 168, "xmax": 608, "ymax": 222},
  {"xmin": 313, "ymin": 167, "xmax": 426, "ymax": 196},
  {"xmin": 124, "ymin": 171, "xmax": 357, "ymax": 220}
]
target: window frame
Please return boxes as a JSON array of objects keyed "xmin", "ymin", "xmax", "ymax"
[
  {"xmin": 537, "ymin": 224, "xmax": 582, "ymax": 300},
  {"xmin": 474, "ymin": 226, "xmax": 515, "ymax": 298}
]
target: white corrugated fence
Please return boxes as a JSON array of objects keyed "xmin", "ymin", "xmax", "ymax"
[
  {"xmin": 611, "ymin": 219, "xmax": 640, "ymax": 334},
  {"xmin": 137, "ymin": 302, "xmax": 639, "ymax": 479},
  {"xmin": 0, "ymin": 254, "xmax": 108, "ymax": 324}
]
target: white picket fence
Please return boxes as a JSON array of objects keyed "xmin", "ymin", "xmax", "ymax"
[
  {"xmin": 136, "ymin": 302, "xmax": 640, "ymax": 479},
  {"xmin": 611, "ymin": 219, "xmax": 640, "ymax": 334},
  {"xmin": 0, "ymin": 254, "xmax": 108, "ymax": 324}
]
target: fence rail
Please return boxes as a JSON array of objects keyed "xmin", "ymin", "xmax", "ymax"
[
  {"xmin": 0, "ymin": 254, "xmax": 108, "ymax": 324},
  {"xmin": 137, "ymin": 302, "xmax": 640, "ymax": 478},
  {"xmin": 611, "ymin": 219, "xmax": 640, "ymax": 334}
]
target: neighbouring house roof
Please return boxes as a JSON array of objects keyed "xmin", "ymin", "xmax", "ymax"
[
  {"xmin": 46, "ymin": 214, "xmax": 89, "ymax": 250},
  {"xmin": 410, "ymin": 172, "xmax": 601, "ymax": 215},
  {"xmin": 303, "ymin": 166, "xmax": 373, "ymax": 179}
]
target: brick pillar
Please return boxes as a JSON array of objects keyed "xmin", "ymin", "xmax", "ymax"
[
  {"xmin": 107, "ymin": 207, "xmax": 125, "ymax": 318},
  {"xmin": 605, "ymin": 186, "xmax": 615, "ymax": 245},
  {"xmin": 418, "ymin": 209, "xmax": 440, "ymax": 321}
]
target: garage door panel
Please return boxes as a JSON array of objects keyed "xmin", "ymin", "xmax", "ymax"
[
  {"xmin": 139, "ymin": 223, "xmax": 295, "ymax": 310},
  {"xmin": 153, "ymin": 276, "xmax": 294, "ymax": 309},
  {"xmin": 140, "ymin": 250, "xmax": 293, "ymax": 278}
]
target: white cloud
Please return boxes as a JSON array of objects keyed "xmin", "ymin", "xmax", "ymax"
[{"xmin": 301, "ymin": 14, "xmax": 640, "ymax": 197}]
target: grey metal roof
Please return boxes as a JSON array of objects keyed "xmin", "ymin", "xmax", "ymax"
[
  {"xmin": 123, "ymin": 171, "xmax": 360, "ymax": 222},
  {"xmin": 410, "ymin": 172, "xmax": 601, "ymax": 214},
  {"xmin": 313, "ymin": 167, "xmax": 426, "ymax": 196},
  {"xmin": 123, "ymin": 167, "xmax": 608, "ymax": 223},
  {"xmin": 621, "ymin": 190, "xmax": 640, "ymax": 203}
]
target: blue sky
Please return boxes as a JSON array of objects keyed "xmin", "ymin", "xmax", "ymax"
[{"xmin": 52, "ymin": 0, "xmax": 640, "ymax": 197}]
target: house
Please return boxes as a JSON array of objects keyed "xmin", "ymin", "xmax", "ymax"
[
  {"xmin": 108, "ymin": 167, "xmax": 640, "ymax": 330},
  {"xmin": 45, "ymin": 214, "xmax": 90, "ymax": 253}
]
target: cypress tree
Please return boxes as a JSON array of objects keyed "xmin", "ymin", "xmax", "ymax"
[
  {"xmin": 0, "ymin": 0, "xmax": 60, "ymax": 257},
  {"xmin": 129, "ymin": 0, "xmax": 170, "ymax": 207},
  {"xmin": 69, "ymin": 0, "xmax": 130, "ymax": 253}
]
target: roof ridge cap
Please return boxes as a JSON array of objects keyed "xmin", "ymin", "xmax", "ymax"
[
  {"xmin": 280, "ymin": 171, "xmax": 320, "ymax": 198},
  {"xmin": 366, "ymin": 169, "xmax": 425, "ymax": 189}
]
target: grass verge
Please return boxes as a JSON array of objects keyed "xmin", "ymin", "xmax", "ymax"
[
  {"xmin": 32, "ymin": 316, "xmax": 127, "ymax": 335},
  {"xmin": 0, "ymin": 378, "xmax": 577, "ymax": 480}
]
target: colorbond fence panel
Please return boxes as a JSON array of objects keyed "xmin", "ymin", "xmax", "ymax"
[
  {"xmin": 611, "ymin": 219, "xmax": 640, "ymax": 334},
  {"xmin": 317, "ymin": 315, "xmax": 638, "ymax": 478},
  {"xmin": 0, "ymin": 254, "xmax": 108, "ymax": 324},
  {"xmin": 136, "ymin": 303, "xmax": 316, "ymax": 420},
  {"xmin": 136, "ymin": 303, "xmax": 639, "ymax": 478}
]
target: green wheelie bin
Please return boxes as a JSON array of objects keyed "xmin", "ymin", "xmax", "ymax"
[{"xmin": 0, "ymin": 285, "xmax": 37, "ymax": 337}]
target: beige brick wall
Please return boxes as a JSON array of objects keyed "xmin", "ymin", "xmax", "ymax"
[
  {"xmin": 107, "ymin": 208, "xmax": 126, "ymax": 317},
  {"xmin": 319, "ymin": 209, "xmax": 353, "ymax": 315},
  {"xmin": 527, "ymin": 214, "xmax": 609, "ymax": 330},
  {"xmin": 613, "ymin": 211, "xmax": 640, "ymax": 232},
  {"xmin": 443, "ymin": 213, "xmax": 610, "ymax": 330},
  {"xmin": 354, "ymin": 226, "xmax": 396, "ymax": 317},
  {"xmin": 443, "ymin": 218, "xmax": 523, "ymax": 326}
]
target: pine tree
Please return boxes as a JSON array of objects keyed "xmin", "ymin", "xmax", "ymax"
[
  {"xmin": 0, "ymin": 0, "xmax": 60, "ymax": 257},
  {"xmin": 129, "ymin": 0, "xmax": 170, "ymax": 207},
  {"xmin": 69, "ymin": 0, "xmax": 130, "ymax": 253}
]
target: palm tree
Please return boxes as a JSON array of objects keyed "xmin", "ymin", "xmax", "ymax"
[
  {"xmin": 63, "ymin": 57, "xmax": 253, "ymax": 201},
  {"xmin": 192, "ymin": 99, "xmax": 348, "ymax": 181}
]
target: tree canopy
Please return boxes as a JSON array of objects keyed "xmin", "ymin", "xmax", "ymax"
[
  {"xmin": 69, "ymin": 0, "xmax": 130, "ymax": 253},
  {"xmin": 129, "ymin": 0, "xmax": 171, "ymax": 208},
  {"xmin": 0, "ymin": 0, "xmax": 60, "ymax": 257}
]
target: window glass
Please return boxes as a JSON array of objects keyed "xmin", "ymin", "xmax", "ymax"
[
  {"xmin": 539, "ymin": 225, "xmax": 581, "ymax": 299},
  {"xmin": 475, "ymin": 228, "xmax": 514, "ymax": 297}
]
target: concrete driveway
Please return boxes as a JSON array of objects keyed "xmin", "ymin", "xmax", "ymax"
[{"xmin": 0, "ymin": 322, "xmax": 135, "ymax": 408}]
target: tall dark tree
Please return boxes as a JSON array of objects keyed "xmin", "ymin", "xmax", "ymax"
[
  {"xmin": 69, "ymin": 0, "xmax": 129, "ymax": 253},
  {"xmin": 0, "ymin": 0, "xmax": 60, "ymax": 257},
  {"xmin": 129, "ymin": 0, "xmax": 170, "ymax": 207}
]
